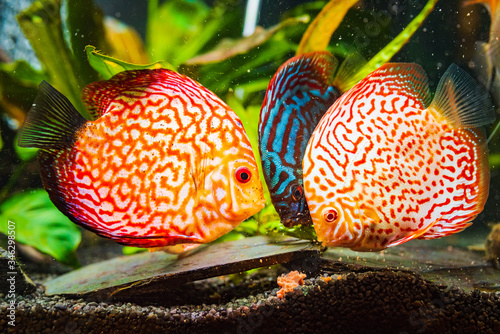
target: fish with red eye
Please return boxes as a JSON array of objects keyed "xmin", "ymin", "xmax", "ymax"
[
  {"xmin": 304, "ymin": 63, "xmax": 496, "ymax": 251},
  {"xmin": 235, "ymin": 167, "xmax": 252, "ymax": 184},
  {"xmin": 18, "ymin": 69, "xmax": 266, "ymax": 251}
]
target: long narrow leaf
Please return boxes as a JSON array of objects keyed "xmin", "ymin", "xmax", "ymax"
[
  {"xmin": 296, "ymin": 0, "xmax": 359, "ymax": 55},
  {"xmin": 342, "ymin": 0, "xmax": 439, "ymax": 91}
]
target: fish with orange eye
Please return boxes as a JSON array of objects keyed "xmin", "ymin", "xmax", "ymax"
[
  {"xmin": 18, "ymin": 69, "xmax": 265, "ymax": 252},
  {"xmin": 304, "ymin": 63, "xmax": 495, "ymax": 251}
]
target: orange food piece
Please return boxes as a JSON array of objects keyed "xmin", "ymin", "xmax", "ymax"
[
  {"xmin": 276, "ymin": 271, "xmax": 306, "ymax": 299},
  {"xmin": 320, "ymin": 276, "xmax": 332, "ymax": 283}
]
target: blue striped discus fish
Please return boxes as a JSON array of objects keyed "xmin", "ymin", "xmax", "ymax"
[{"xmin": 258, "ymin": 51, "xmax": 341, "ymax": 227}]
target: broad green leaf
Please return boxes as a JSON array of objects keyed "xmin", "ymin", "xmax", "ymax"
[
  {"xmin": 122, "ymin": 246, "xmax": 147, "ymax": 255},
  {"xmin": 296, "ymin": 0, "xmax": 359, "ymax": 55},
  {"xmin": 14, "ymin": 134, "xmax": 38, "ymax": 162},
  {"xmin": 0, "ymin": 61, "xmax": 42, "ymax": 125},
  {"xmin": 103, "ymin": 17, "xmax": 151, "ymax": 64},
  {"xmin": 65, "ymin": 0, "xmax": 106, "ymax": 86},
  {"xmin": 186, "ymin": 16, "xmax": 309, "ymax": 65},
  {"xmin": 17, "ymin": 0, "xmax": 88, "ymax": 118},
  {"xmin": 343, "ymin": 0, "xmax": 439, "ymax": 91},
  {"xmin": 0, "ymin": 61, "xmax": 45, "ymax": 85},
  {"xmin": 0, "ymin": 189, "xmax": 81, "ymax": 266},
  {"xmin": 85, "ymin": 45, "xmax": 175, "ymax": 79},
  {"xmin": 214, "ymin": 231, "xmax": 247, "ymax": 243},
  {"xmin": 146, "ymin": 0, "xmax": 211, "ymax": 65}
]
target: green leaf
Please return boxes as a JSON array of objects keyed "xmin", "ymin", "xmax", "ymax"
[
  {"xmin": 13, "ymin": 134, "xmax": 38, "ymax": 162},
  {"xmin": 122, "ymin": 246, "xmax": 147, "ymax": 255},
  {"xmin": 64, "ymin": 0, "xmax": 107, "ymax": 85},
  {"xmin": 0, "ymin": 61, "xmax": 43, "ymax": 125},
  {"xmin": 146, "ymin": 0, "xmax": 229, "ymax": 66},
  {"xmin": 224, "ymin": 100, "xmax": 279, "ymax": 225},
  {"xmin": 262, "ymin": 221, "xmax": 317, "ymax": 241},
  {"xmin": 344, "ymin": 0, "xmax": 439, "ymax": 90},
  {"xmin": 86, "ymin": 45, "xmax": 176, "ymax": 79},
  {"xmin": 0, "ymin": 60, "xmax": 46, "ymax": 85},
  {"xmin": 0, "ymin": 189, "xmax": 81, "ymax": 266},
  {"xmin": 213, "ymin": 231, "xmax": 247, "ymax": 243},
  {"xmin": 17, "ymin": 0, "xmax": 88, "ymax": 118},
  {"xmin": 186, "ymin": 15, "xmax": 309, "ymax": 65}
]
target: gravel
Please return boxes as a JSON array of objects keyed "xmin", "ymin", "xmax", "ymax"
[{"xmin": 0, "ymin": 268, "xmax": 499, "ymax": 333}]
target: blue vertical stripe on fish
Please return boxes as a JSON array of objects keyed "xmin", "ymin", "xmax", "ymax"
[{"xmin": 258, "ymin": 51, "xmax": 340, "ymax": 227}]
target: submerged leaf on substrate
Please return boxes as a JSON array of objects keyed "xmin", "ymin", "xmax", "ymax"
[{"xmin": 0, "ymin": 189, "xmax": 81, "ymax": 266}]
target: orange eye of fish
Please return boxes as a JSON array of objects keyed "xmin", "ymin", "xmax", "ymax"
[
  {"xmin": 323, "ymin": 209, "xmax": 339, "ymax": 223},
  {"xmin": 235, "ymin": 167, "xmax": 251, "ymax": 183},
  {"xmin": 291, "ymin": 185, "xmax": 303, "ymax": 201}
]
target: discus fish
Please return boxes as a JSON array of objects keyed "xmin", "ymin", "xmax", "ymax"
[
  {"xmin": 258, "ymin": 51, "xmax": 341, "ymax": 227},
  {"xmin": 19, "ymin": 69, "xmax": 265, "ymax": 249},
  {"xmin": 303, "ymin": 63, "xmax": 495, "ymax": 251}
]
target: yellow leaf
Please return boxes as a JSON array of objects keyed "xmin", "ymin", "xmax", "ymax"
[
  {"xmin": 103, "ymin": 17, "xmax": 150, "ymax": 64},
  {"xmin": 296, "ymin": 0, "xmax": 359, "ymax": 55}
]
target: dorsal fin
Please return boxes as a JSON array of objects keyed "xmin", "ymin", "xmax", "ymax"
[
  {"xmin": 363, "ymin": 63, "xmax": 431, "ymax": 108},
  {"xmin": 332, "ymin": 52, "xmax": 367, "ymax": 93},
  {"xmin": 358, "ymin": 63, "xmax": 431, "ymax": 108},
  {"xmin": 82, "ymin": 69, "xmax": 176, "ymax": 120},
  {"xmin": 271, "ymin": 51, "xmax": 338, "ymax": 92},
  {"xmin": 18, "ymin": 81, "xmax": 87, "ymax": 150},
  {"xmin": 428, "ymin": 64, "xmax": 495, "ymax": 128}
]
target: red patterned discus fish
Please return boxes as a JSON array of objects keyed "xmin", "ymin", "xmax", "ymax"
[
  {"xmin": 19, "ymin": 69, "xmax": 265, "ymax": 249},
  {"xmin": 303, "ymin": 63, "xmax": 495, "ymax": 251}
]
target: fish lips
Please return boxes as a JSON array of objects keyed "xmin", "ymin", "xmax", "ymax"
[{"xmin": 279, "ymin": 212, "xmax": 313, "ymax": 228}]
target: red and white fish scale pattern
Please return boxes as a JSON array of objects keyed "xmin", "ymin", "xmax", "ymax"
[
  {"xmin": 304, "ymin": 69, "xmax": 485, "ymax": 250},
  {"xmin": 40, "ymin": 71, "xmax": 260, "ymax": 247}
]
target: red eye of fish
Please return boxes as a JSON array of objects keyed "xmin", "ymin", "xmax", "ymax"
[
  {"xmin": 291, "ymin": 185, "xmax": 303, "ymax": 201},
  {"xmin": 236, "ymin": 167, "xmax": 251, "ymax": 183},
  {"xmin": 323, "ymin": 209, "xmax": 338, "ymax": 223}
]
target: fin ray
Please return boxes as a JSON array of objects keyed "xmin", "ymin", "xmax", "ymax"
[
  {"xmin": 362, "ymin": 63, "xmax": 431, "ymax": 108},
  {"xmin": 82, "ymin": 69, "xmax": 178, "ymax": 120},
  {"xmin": 18, "ymin": 81, "xmax": 87, "ymax": 149},
  {"xmin": 333, "ymin": 52, "xmax": 368, "ymax": 92},
  {"xmin": 429, "ymin": 64, "xmax": 495, "ymax": 128}
]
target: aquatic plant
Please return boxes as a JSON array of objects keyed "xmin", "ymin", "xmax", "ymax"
[{"xmin": 0, "ymin": 0, "xmax": 441, "ymax": 265}]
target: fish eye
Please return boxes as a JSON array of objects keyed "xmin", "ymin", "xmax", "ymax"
[
  {"xmin": 323, "ymin": 208, "xmax": 339, "ymax": 223},
  {"xmin": 235, "ymin": 167, "xmax": 252, "ymax": 184},
  {"xmin": 291, "ymin": 185, "xmax": 303, "ymax": 201}
]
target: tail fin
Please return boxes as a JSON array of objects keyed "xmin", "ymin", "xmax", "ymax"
[{"xmin": 18, "ymin": 81, "xmax": 87, "ymax": 150}]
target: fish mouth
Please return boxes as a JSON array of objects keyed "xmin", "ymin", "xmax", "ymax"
[{"xmin": 280, "ymin": 213, "xmax": 313, "ymax": 228}]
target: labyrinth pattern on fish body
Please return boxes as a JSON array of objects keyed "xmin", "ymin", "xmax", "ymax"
[
  {"xmin": 304, "ymin": 65, "xmax": 486, "ymax": 250},
  {"xmin": 40, "ymin": 70, "xmax": 259, "ymax": 247}
]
